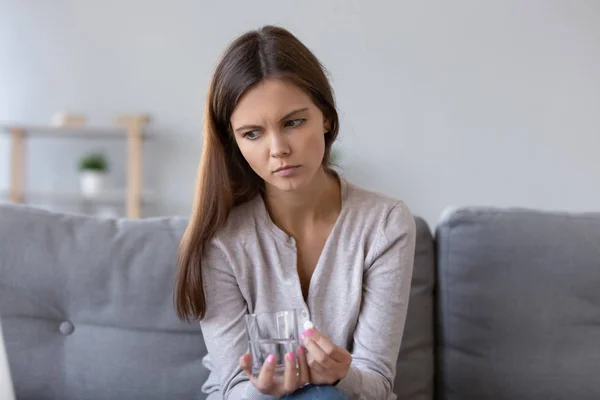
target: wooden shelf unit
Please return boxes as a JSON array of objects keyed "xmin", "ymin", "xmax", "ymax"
[{"xmin": 1, "ymin": 114, "xmax": 151, "ymax": 218}]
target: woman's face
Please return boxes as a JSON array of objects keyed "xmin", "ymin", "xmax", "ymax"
[{"xmin": 230, "ymin": 78, "xmax": 329, "ymax": 193}]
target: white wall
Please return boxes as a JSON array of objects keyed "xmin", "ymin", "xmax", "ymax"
[{"xmin": 1, "ymin": 0, "xmax": 599, "ymax": 227}]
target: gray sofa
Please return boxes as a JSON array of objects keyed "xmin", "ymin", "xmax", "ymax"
[{"xmin": 1, "ymin": 203, "xmax": 599, "ymax": 399}]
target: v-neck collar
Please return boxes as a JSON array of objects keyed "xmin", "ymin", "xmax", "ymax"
[{"xmin": 256, "ymin": 176, "xmax": 349, "ymax": 247}]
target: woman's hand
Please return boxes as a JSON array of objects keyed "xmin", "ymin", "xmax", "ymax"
[
  {"xmin": 240, "ymin": 346, "xmax": 310, "ymax": 397},
  {"xmin": 301, "ymin": 327, "xmax": 352, "ymax": 385}
]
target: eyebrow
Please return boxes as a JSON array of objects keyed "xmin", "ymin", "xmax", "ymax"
[{"xmin": 234, "ymin": 107, "xmax": 309, "ymax": 133}]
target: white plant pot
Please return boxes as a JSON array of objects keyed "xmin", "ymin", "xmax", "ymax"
[{"xmin": 79, "ymin": 171, "xmax": 106, "ymax": 197}]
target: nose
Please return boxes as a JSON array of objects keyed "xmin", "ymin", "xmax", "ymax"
[{"xmin": 269, "ymin": 131, "xmax": 291, "ymax": 158}]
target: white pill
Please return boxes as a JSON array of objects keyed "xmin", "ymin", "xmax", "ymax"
[{"xmin": 303, "ymin": 320, "xmax": 314, "ymax": 331}]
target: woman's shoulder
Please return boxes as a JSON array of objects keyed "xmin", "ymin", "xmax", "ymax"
[
  {"xmin": 342, "ymin": 179, "xmax": 416, "ymax": 262},
  {"xmin": 342, "ymin": 178, "xmax": 413, "ymax": 222}
]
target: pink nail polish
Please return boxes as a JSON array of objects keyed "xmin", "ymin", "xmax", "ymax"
[
  {"xmin": 286, "ymin": 352, "xmax": 295, "ymax": 361},
  {"xmin": 304, "ymin": 328, "xmax": 315, "ymax": 337},
  {"xmin": 266, "ymin": 354, "xmax": 276, "ymax": 364},
  {"xmin": 300, "ymin": 333, "xmax": 305, "ymax": 341}
]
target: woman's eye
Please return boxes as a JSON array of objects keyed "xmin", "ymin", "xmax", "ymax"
[
  {"xmin": 285, "ymin": 118, "xmax": 306, "ymax": 128},
  {"xmin": 242, "ymin": 130, "xmax": 260, "ymax": 140}
]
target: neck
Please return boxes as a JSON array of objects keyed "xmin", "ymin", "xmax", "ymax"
[{"xmin": 264, "ymin": 168, "xmax": 341, "ymax": 238}]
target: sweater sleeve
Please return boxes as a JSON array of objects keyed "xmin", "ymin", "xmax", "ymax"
[
  {"xmin": 199, "ymin": 239, "xmax": 278, "ymax": 400},
  {"xmin": 335, "ymin": 202, "xmax": 417, "ymax": 400}
]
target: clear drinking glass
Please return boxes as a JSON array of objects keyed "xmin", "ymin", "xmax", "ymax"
[{"xmin": 244, "ymin": 309, "xmax": 300, "ymax": 378}]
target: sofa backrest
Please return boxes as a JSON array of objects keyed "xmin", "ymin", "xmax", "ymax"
[
  {"xmin": 435, "ymin": 207, "xmax": 600, "ymax": 399},
  {"xmin": 0, "ymin": 204, "xmax": 208, "ymax": 400},
  {"xmin": 8, "ymin": 202, "xmax": 599, "ymax": 400},
  {"xmin": 395, "ymin": 217, "xmax": 436, "ymax": 400}
]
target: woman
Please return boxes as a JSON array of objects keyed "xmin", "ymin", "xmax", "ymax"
[{"xmin": 175, "ymin": 25, "xmax": 416, "ymax": 400}]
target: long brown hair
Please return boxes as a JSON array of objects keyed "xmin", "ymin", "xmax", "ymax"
[{"xmin": 175, "ymin": 25, "xmax": 340, "ymax": 321}]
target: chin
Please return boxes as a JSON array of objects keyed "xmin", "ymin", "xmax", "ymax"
[
  {"xmin": 265, "ymin": 175, "xmax": 309, "ymax": 193},
  {"xmin": 270, "ymin": 179, "xmax": 303, "ymax": 192}
]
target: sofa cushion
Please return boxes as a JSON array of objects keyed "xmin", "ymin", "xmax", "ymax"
[
  {"xmin": 435, "ymin": 207, "xmax": 600, "ymax": 400},
  {"xmin": 0, "ymin": 204, "xmax": 208, "ymax": 400},
  {"xmin": 395, "ymin": 217, "xmax": 436, "ymax": 400}
]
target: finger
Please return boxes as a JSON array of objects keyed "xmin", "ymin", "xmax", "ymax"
[
  {"xmin": 240, "ymin": 353, "xmax": 253, "ymax": 377},
  {"xmin": 306, "ymin": 353, "xmax": 335, "ymax": 385},
  {"xmin": 303, "ymin": 333, "xmax": 335, "ymax": 369},
  {"xmin": 256, "ymin": 354, "xmax": 277, "ymax": 393},
  {"xmin": 306, "ymin": 351, "xmax": 330, "ymax": 375},
  {"xmin": 283, "ymin": 351, "xmax": 298, "ymax": 393},
  {"xmin": 296, "ymin": 346, "xmax": 310, "ymax": 385},
  {"xmin": 302, "ymin": 328, "xmax": 344, "ymax": 362}
]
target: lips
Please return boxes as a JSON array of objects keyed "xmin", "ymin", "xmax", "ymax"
[{"xmin": 274, "ymin": 165, "xmax": 299, "ymax": 173}]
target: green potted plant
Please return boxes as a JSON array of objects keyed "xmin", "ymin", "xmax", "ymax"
[{"xmin": 78, "ymin": 152, "xmax": 108, "ymax": 197}]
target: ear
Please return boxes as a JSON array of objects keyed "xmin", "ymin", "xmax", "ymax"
[{"xmin": 323, "ymin": 119, "xmax": 331, "ymax": 134}]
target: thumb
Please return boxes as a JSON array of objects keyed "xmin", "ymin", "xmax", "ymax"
[
  {"xmin": 301, "ymin": 326, "xmax": 320, "ymax": 344},
  {"xmin": 300, "ymin": 320, "xmax": 318, "ymax": 340}
]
